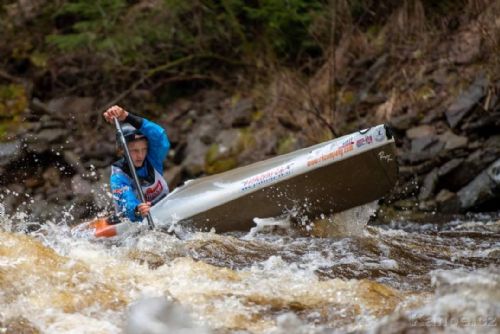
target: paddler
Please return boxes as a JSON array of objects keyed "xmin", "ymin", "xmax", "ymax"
[{"xmin": 103, "ymin": 105, "xmax": 170, "ymax": 222}]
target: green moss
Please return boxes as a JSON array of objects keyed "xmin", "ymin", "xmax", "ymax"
[
  {"xmin": 339, "ymin": 90, "xmax": 355, "ymax": 106},
  {"xmin": 319, "ymin": 129, "xmax": 333, "ymax": 142},
  {"xmin": 0, "ymin": 120, "xmax": 18, "ymax": 141},
  {"xmin": 238, "ymin": 128, "xmax": 256, "ymax": 151},
  {"xmin": 205, "ymin": 143, "xmax": 220, "ymax": 165},
  {"xmin": 416, "ymin": 85, "xmax": 435, "ymax": 101},
  {"xmin": 0, "ymin": 84, "xmax": 27, "ymax": 141},
  {"xmin": 205, "ymin": 157, "xmax": 238, "ymax": 175},
  {"xmin": 29, "ymin": 52, "xmax": 48, "ymax": 69},
  {"xmin": 205, "ymin": 143, "xmax": 238, "ymax": 174},
  {"xmin": 276, "ymin": 134, "xmax": 297, "ymax": 155},
  {"xmin": 181, "ymin": 118, "xmax": 193, "ymax": 130},
  {"xmin": 0, "ymin": 84, "xmax": 27, "ymax": 118},
  {"xmin": 251, "ymin": 109, "xmax": 264, "ymax": 122}
]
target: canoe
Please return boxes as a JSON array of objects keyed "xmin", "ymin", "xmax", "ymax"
[{"xmin": 149, "ymin": 123, "xmax": 398, "ymax": 233}]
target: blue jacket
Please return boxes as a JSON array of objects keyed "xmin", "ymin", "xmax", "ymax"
[{"xmin": 110, "ymin": 117, "xmax": 170, "ymax": 221}]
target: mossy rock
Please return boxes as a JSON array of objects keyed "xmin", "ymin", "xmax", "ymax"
[
  {"xmin": 238, "ymin": 128, "xmax": 256, "ymax": 151},
  {"xmin": 203, "ymin": 127, "xmax": 258, "ymax": 174},
  {"xmin": 204, "ymin": 143, "xmax": 238, "ymax": 174},
  {"xmin": 205, "ymin": 143, "xmax": 220, "ymax": 165},
  {"xmin": 276, "ymin": 134, "xmax": 297, "ymax": 155},
  {"xmin": 0, "ymin": 84, "xmax": 26, "ymax": 140},
  {"xmin": 205, "ymin": 157, "xmax": 238, "ymax": 175},
  {"xmin": 0, "ymin": 84, "xmax": 27, "ymax": 118}
]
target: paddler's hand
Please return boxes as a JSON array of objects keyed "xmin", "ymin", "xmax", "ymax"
[
  {"xmin": 136, "ymin": 202, "xmax": 152, "ymax": 217},
  {"xmin": 103, "ymin": 105, "xmax": 129, "ymax": 123}
]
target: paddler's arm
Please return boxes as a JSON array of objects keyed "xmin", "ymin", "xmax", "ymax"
[
  {"xmin": 110, "ymin": 173, "xmax": 142, "ymax": 222},
  {"xmin": 136, "ymin": 118, "xmax": 170, "ymax": 173}
]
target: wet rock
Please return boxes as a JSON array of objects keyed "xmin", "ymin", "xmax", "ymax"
[
  {"xmin": 182, "ymin": 135, "xmax": 208, "ymax": 177},
  {"xmin": 445, "ymin": 75, "xmax": 488, "ymax": 128},
  {"xmin": 409, "ymin": 137, "xmax": 445, "ymax": 162},
  {"xmin": 438, "ymin": 131, "xmax": 468, "ymax": 150},
  {"xmin": 457, "ymin": 158, "xmax": 500, "ymax": 210},
  {"xmin": 436, "ymin": 189, "xmax": 459, "ymax": 213},
  {"xmin": 438, "ymin": 158, "xmax": 464, "ymax": 177},
  {"xmin": 215, "ymin": 129, "xmax": 241, "ymax": 153},
  {"xmin": 461, "ymin": 110, "xmax": 500, "ymax": 132},
  {"xmin": 182, "ymin": 111, "xmax": 240, "ymax": 176},
  {"xmin": 419, "ymin": 168, "xmax": 439, "ymax": 201},
  {"xmin": 39, "ymin": 114, "xmax": 64, "ymax": 129},
  {"xmin": 438, "ymin": 158, "xmax": 465, "ymax": 191},
  {"xmin": 238, "ymin": 127, "xmax": 276, "ymax": 164},
  {"xmin": 487, "ymin": 159, "xmax": 500, "ymax": 184},
  {"xmin": 388, "ymin": 110, "xmax": 419, "ymax": 130},
  {"xmin": 204, "ymin": 130, "xmax": 242, "ymax": 174},
  {"xmin": 47, "ymin": 96, "xmax": 95, "ymax": 119},
  {"xmin": 23, "ymin": 129, "xmax": 68, "ymax": 154},
  {"xmin": 36, "ymin": 128, "xmax": 67, "ymax": 142},
  {"xmin": 406, "ymin": 125, "xmax": 435, "ymax": 139},
  {"xmin": 0, "ymin": 141, "xmax": 21, "ymax": 167},
  {"xmin": 442, "ymin": 150, "xmax": 496, "ymax": 192},
  {"xmin": 398, "ymin": 161, "xmax": 437, "ymax": 179}
]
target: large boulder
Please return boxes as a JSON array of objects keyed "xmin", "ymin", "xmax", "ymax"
[
  {"xmin": 0, "ymin": 141, "xmax": 21, "ymax": 167},
  {"xmin": 181, "ymin": 113, "xmax": 227, "ymax": 176},
  {"xmin": 457, "ymin": 158, "xmax": 500, "ymax": 210},
  {"xmin": 445, "ymin": 75, "xmax": 488, "ymax": 128}
]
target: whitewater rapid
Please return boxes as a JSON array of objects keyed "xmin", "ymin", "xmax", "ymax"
[{"xmin": 0, "ymin": 203, "xmax": 498, "ymax": 333}]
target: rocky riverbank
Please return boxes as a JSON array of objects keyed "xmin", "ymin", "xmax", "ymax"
[{"xmin": 0, "ymin": 1, "xmax": 499, "ymax": 224}]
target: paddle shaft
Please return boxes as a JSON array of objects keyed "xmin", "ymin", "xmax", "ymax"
[{"xmin": 114, "ymin": 118, "xmax": 155, "ymax": 230}]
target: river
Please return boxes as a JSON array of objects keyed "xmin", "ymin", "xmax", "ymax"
[{"xmin": 0, "ymin": 202, "xmax": 498, "ymax": 333}]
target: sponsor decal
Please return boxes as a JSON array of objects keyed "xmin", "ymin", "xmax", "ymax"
[
  {"xmin": 144, "ymin": 181, "xmax": 164, "ymax": 201},
  {"xmin": 112, "ymin": 186, "xmax": 128, "ymax": 195},
  {"xmin": 242, "ymin": 163, "xmax": 294, "ymax": 191},
  {"xmin": 307, "ymin": 142, "xmax": 354, "ymax": 167},
  {"xmin": 340, "ymin": 137, "xmax": 355, "ymax": 148},
  {"xmin": 374, "ymin": 127, "xmax": 385, "ymax": 142},
  {"xmin": 378, "ymin": 151, "xmax": 393, "ymax": 162},
  {"xmin": 356, "ymin": 135, "xmax": 373, "ymax": 148}
]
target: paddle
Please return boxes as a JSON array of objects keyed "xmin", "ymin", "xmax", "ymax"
[{"xmin": 114, "ymin": 117, "xmax": 156, "ymax": 230}]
